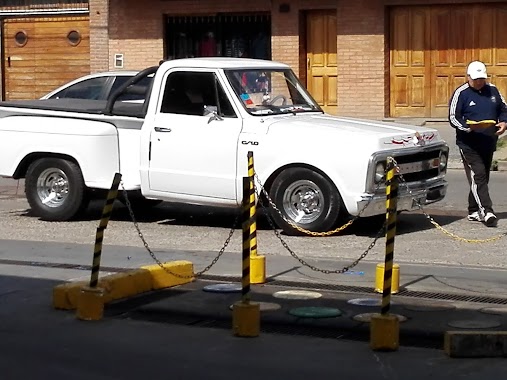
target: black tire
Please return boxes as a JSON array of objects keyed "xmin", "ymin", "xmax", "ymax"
[
  {"xmin": 25, "ymin": 158, "xmax": 87, "ymax": 221},
  {"xmin": 268, "ymin": 168, "xmax": 342, "ymax": 235}
]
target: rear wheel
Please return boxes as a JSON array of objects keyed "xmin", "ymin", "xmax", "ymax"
[
  {"xmin": 268, "ymin": 168, "xmax": 343, "ymax": 235},
  {"xmin": 25, "ymin": 158, "xmax": 88, "ymax": 221}
]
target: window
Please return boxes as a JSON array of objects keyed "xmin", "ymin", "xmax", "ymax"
[
  {"xmin": 67, "ymin": 30, "xmax": 81, "ymax": 46},
  {"xmin": 111, "ymin": 75, "xmax": 153, "ymax": 101},
  {"xmin": 14, "ymin": 31, "xmax": 28, "ymax": 47},
  {"xmin": 161, "ymin": 71, "xmax": 236, "ymax": 117},
  {"xmin": 49, "ymin": 77, "xmax": 108, "ymax": 100}
]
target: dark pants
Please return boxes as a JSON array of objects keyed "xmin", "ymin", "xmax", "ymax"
[{"xmin": 459, "ymin": 146, "xmax": 494, "ymax": 217}]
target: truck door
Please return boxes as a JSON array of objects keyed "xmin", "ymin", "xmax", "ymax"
[{"xmin": 148, "ymin": 70, "xmax": 241, "ymax": 201}]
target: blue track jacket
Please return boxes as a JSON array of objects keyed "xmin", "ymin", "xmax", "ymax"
[{"xmin": 448, "ymin": 82, "xmax": 507, "ymax": 152}]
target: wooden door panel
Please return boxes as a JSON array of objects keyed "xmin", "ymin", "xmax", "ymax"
[
  {"xmin": 391, "ymin": 4, "xmax": 507, "ymax": 118},
  {"xmin": 306, "ymin": 10, "xmax": 337, "ymax": 114},
  {"xmin": 4, "ymin": 17, "xmax": 89, "ymax": 100},
  {"xmin": 390, "ymin": 7, "xmax": 430, "ymax": 117}
]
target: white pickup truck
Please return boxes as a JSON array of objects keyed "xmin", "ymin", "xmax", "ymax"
[{"xmin": 0, "ymin": 58, "xmax": 448, "ymax": 235}]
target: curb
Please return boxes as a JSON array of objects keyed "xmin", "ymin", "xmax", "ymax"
[
  {"xmin": 445, "ymin": 331, "xmax": 507, "ymax": 358},
  {"xmin": 53, "ymin": 260, "xmax": 194, "ymax": 310}
]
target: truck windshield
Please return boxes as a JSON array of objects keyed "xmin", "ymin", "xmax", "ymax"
[{"xmin": 224, "ymin": 68, "xmax": 322, "ymax": 116}]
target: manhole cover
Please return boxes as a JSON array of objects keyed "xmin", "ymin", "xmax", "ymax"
[
  {"xmin": 404, "ymin": 302, "xmax": 456, "ymax": 312},
  {"xmin": 480, "ymin": 307, "xmax": 507, "ymax": 315},
  {"xmin": 352, "ymin": 313, "xmax": 407, "ymax": 323},
  {"xmin": 348, "ymin": 298, "xmax": 394, "ymax": 307},
  {"xmin": 203, "ymin": 283, "xmax": 242, "ymax": 293},
  {"xmin": 229, "ymin": 302, "xmax": 281, "ymax": 312},
  {"xmin": 272, "ymin": 290, "xmax": 322, "ymax": 300},
  {"xmin": 448, "ymin": 320, "xmax": 502, "ymax": 329},
  {"xmin": 288, "ymin": 307, "xmax": 342, "ymax": 318}
]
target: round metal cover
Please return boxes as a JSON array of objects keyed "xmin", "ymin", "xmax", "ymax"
[
  {"xmin": 202, "ymin": 283, "xmax": 242, "ymax": 293},
  {"xmin": 352, "ymin": 313, "xmax": 407, "ymax": 323},
  {"xmin": 347, "ymin": 298, "xmax": 388, "ymax": 307},
  {"xmin": 448, "ymin": 319, "xmax": 501, "ymax": 329},
  {"xmin": 272, "ymin": 290, "xmax": 322, "ymax": 300},
  {"xmin": 229, "ymin": 302, "xmax": 281, "ymax": 312},
  {"xmin": 480, "ymin": 307, "xmax": 507, "ymax": 315},
  {"xmin": 404, "ymin": 302, "xmax": 456, "ymax": 312},
  {"xmin": 288, "ymin": 307, "xmax": 342, "ymax": 318}
]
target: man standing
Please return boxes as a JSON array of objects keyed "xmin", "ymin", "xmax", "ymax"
[{"xmin": 449, "ymin": 60, "xmax": 507, "ymax": 227}]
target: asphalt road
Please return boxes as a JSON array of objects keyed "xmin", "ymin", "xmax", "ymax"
[{"xmin": 1, "ymin": 169, "xmax": 507, "ymax": 269}]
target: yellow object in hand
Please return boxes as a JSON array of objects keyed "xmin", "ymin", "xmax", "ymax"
[{"xmin": 466, "ymin": 119, "xmax": 497, "ymax": 128}]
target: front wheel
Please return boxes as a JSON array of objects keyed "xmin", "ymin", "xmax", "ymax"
[
  {"xmin": 25, "ymin": 158, "xmax": 88, "ymax": 221},
  {"xmin": 268, "ymin": 168, "xmax": 343, "ymax": 235}
]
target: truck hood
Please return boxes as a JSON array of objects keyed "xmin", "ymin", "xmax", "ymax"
[{"xmin": 265, "ymin": 114, "xmax": 444, "ymax": 150}]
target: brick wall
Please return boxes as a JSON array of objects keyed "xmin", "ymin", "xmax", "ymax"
[
  {"xmin": 337, "ymin": 0, "xmax": 386, "ymax": 119},
  {"xmin": 107, "ymin": 0, "xmax": 271, "ymax": 70},
  {"xmin": 89, "ymin": 0, "xmax": 109, "ymax": 72}
]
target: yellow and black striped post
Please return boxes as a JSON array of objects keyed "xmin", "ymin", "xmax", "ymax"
[
  {"xmin": 370, "ymin": 157, "xmax": 399, "ymax": 351},
  {"xmin": 232, "ymin": 176, "xmax": 260, "ymax": 337},
  {"xmin": 77, "ymin": 172, "xmax": 122, "ymax": 321},
  {"xmin": 89, "ymin": 172, "xmax": 122, "ymax": 288},
  {"xmin": 247, "ymin": 151, "xmax": 266, "ymax": 284},
  {"xmin": 381, "ymin": 157, "xmax": 398, "ymax": 315},
  {"xmin": 242, "ymin": 176, "xmax": 251, "ymax": 303}
]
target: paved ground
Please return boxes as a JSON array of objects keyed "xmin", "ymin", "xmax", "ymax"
[{"xmin": 2, "ymin": 247, "xmax": 507, "ymax": 379}]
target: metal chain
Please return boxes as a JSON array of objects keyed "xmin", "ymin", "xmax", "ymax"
[
  {"xmin": 254, "ymin": 173, "xmax": 385, "ymax": 237},
  {"xmin": 256, "ymin": 187, "xmax": 386, "ymax": 274},
  {"xmin": 120, "ymin": 184, "xmax": 239, "ymax": 278},
  {"xmin": 392, "ymin": 159, "xmax": 507, "ymax": 244}
]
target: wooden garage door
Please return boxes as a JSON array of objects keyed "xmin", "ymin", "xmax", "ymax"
[
  {"xmin": 390, "ymin": 4, "xmax": 507, "ymax": 118},
  {"xmin": 4, "ymin": 17, "xmax": 90, "ymax": 100}
]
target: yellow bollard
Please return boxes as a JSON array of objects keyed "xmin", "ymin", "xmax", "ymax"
[
  {"xmin": 370, "ymin": 313, "xmax": 400, "ymax": 351},
  {"xmin": 375, "ymin": 263, "xmax": 400, "ymax": 294},
  {"xmin": 232, "ymin": 301, "xmax": 260, "ymax": 337},
  {"xmin": 76, "ymin": 286, "xmax": 105, "ymax": 321},
  {"xmin": 250, "ymin": 255, "xmax": 266, "ymax": 284}
]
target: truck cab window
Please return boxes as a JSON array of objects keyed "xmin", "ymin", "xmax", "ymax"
[{"xmin": 161, "ymin": 71, "xmax": 236, "ymax": 117}]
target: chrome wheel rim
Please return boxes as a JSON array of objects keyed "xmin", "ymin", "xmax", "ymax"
[
  {"xmin": 36, "ymin": 168, "xmax": 69, "ymax": 207},
  {"xmin": 282, "ymin": 180, "xmax": 324, "ymax": 224}
]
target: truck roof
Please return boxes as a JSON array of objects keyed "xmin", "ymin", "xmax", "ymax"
[{"xmin": 159, "ymin": 57, "xmax": 290, "ymax": 70}]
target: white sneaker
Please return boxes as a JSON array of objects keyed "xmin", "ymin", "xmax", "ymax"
[
  {"xmin": 484, "ymin": 212, "xmax": 498, "ymax": 227},
  {"xmin": 467, "ymin": 211, "xmax": 483, "ymax": 222}
]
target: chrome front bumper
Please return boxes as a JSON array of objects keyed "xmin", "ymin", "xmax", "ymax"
[{"xmin": 356, "ymin": 181, "xmax": 448, "ymax": 217}]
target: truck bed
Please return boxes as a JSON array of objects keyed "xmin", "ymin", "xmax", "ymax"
[{"xmin": 0, "ymin": 98, "xmax": 146, "ymax": 119}]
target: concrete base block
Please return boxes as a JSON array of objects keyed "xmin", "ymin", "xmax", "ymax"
[
  {"xmin": 53, "ymin": 281, "xmax": 87, "ymax": 310},
  {"xmin": 444, "ymin": 331, "xmax": 507, "ymax": 358},
  {"xmin": 370, "ymin": 313, "xmax": 400, "ymax": 351},
  {"xmin": 76, "ymin": 286, "xmax": 105, "ymax": 321},
  {"xmin": 232, "ymin": 301, "xmax": 260, "ymax": 337},
  {"xmin": 53, "ymin": 261, "xmax": 194, "ymax": 310},
  {"xmin": 141, "ymin": 260, "xmax": 194, "ymax": 289}
]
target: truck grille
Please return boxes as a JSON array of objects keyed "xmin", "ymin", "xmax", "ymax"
[{"xmin": 393, "ymin": 149, "xmax": 441, "ymax": 183}]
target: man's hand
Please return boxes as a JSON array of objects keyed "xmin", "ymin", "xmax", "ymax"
[{"xmin": 495, "ymin": 121, "xmax": 507, "ymax": 136}]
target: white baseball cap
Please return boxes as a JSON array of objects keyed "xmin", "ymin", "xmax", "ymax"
[{"xmin": 467, "ymin": 61, "xmax": 487, "ymax": 79}]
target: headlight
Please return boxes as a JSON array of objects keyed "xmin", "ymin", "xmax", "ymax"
[
  {"xmin": 375, "ymin": 162, "xmax": 385, "ymax": 183},
  {"xmin": 439, "ymin": 152, "xmax": 448, "ymax": 171}
]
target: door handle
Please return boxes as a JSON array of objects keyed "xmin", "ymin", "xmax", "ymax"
[{"xmin": 154, "ymin": 127, "xmax": 171, "ymax": 132}]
